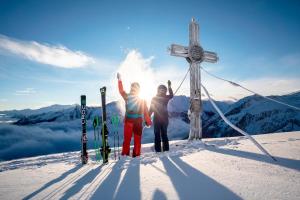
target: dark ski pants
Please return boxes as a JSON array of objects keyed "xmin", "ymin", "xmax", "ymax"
[{"xmin": 154, "ymin": 122, "xmax": 169, "ymax": 152}]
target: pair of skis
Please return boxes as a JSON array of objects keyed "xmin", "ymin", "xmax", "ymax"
[
  {"xmin": 81, "ymin": 87, "xmax": 120, "ymax": 164},
  {"xmin": 81, "ymin": 88, "xmax": 110, "ymax": 164}
]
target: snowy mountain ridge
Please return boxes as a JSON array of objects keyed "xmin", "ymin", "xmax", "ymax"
[
  {"xmin": 203, "ymin": 92, "xmax": 300, "ymax": 137},
  {"xmin": 0, "ymin": 93, "xmax": 299, "ymax": 161}
]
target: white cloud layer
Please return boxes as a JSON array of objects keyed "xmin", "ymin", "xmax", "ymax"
[
  {"xmin": 0, "ymin": 34, "xmax": 95, "ymax": 68},
  {"xmin": 109, "ymin": 50, "xmax": 190, "ymax": 106},
  {"xmin": 15, "ymin": 88, "xmax": 37, "ymax": 96},
  {"xmin": 110, "ymin": 50, "xmax": 300, "ymax": 104},
  {"xmin": 201, "ymin": 72, "xmax": 300, "ymax": 101}
]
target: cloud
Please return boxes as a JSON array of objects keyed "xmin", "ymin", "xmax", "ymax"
[
  {"xmin": 240, "ymin": 78, "xmax": 300, "ymax": 95},
  {"xmin": 110, "ymin": 50, "xmax": 300, "ymax": 104},
  {"xmin": 280, "ymin": 53, "xmax": 300, "ymax": 67},
  {"xmin": 0, "ymin": 34, "xmax": 95, "ymax": 68},
  {"xmin": 15, "ymin": 88, "xmax": 37, "ymax": 96},
  {"xmin": 0, "ymin": 124, "xmax": 80, "ymax": 161},
  {"xmin": 201, "ymin": 74, "xmax": 300, "ymax": 101},
  {"xmin": 109, "ymin": 49, "xmax": 191, "ymax": 106}
]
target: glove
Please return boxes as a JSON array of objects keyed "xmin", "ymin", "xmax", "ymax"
[
  {"xmin": 117, "ymin": 72, "xmax": 121, "ymax": 80},
  {"xmin": 167, "ymin": 80, "xmax": 171, "ymax": 87}
]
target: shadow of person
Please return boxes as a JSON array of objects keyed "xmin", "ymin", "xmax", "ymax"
[
  {"xmin": 152, "ymin": 189, "xmax": 167, "ymax": 200},
  {"xmin": 161, "ymin": 156, "xmax": 242, "ymax": 200},
  {"xmin": 60, "ymin": 164, "xmax": 104, "ymax": 200},
  {"xmin": 23, "ymin": 164, "xmax": 82, "ymax": 200},
  {"xmin": 113, "ymin": 159, "xmax": 141, "ymax": 200},
  {"xmin": 89, "ymin": 160, "xmax": 125, "ymax": 200},
  {"xmin": 205, "ymin": 146, "xmax": 300, "ymax": 172},
  {"xmin": 90, "ymin": 159, "xmax": 141, "ymax": 200}
]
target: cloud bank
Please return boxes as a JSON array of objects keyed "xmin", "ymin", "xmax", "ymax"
[
  {"xmin": 110, "ymin": 50, "xmax": 190, "ymax": 105},
  {"xmin": 110, "ymin": 50, "xmax": 300, "ymax": 104},
  {"xmin": 0, "ymin": 34, "xmax": 95, "ymax": 68},
  {"xmin": 0, "ymin": 124, "xmax": 81, "ymax": 161}
]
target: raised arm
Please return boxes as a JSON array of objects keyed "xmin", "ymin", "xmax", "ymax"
[
  {"xmin": 117, "ymin": 73, "xmax": 127, "ymax": 100},
  {"xmin": 167, "ymin": 80, "xmax": 174, "ymax": 99}
]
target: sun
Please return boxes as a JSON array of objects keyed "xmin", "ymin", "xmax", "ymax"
[
  {"xmin": 116, "ymin": 50, "xmax": 159, "ymax": 104},
  {"xmin": 138, "ymin": 81, "xmax": 156, "ymax": 104}
]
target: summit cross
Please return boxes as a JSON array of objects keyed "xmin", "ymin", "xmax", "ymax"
[{"xmin": 169, "ymin": 18, "xmax": 218, "ymax": 140}]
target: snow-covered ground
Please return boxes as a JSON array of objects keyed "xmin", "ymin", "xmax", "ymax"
[{"xmin": 0, "ymin": 131, "xmax": 299, "ymax": 200}]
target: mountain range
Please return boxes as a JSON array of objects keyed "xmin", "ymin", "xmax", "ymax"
[{"xmin": 0, "ymin": 92, "xmax": 299, "ymax": 161}]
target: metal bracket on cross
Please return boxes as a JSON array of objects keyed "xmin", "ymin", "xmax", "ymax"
[{"xmin": 168, "ymin": 18, "xmax": 219, "ymax": 140}]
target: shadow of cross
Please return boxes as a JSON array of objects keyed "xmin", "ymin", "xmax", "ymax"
[{"xmin": 160, "ymin": 156, "xmax": 242, "ymax": 200}]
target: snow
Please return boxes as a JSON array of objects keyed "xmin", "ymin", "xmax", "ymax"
[{"xmin": 0, "ymin": 131, "xmax": 299, "ymax": 200}]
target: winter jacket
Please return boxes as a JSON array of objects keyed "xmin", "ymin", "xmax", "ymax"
[
  {"xmin": 118, "ymin": 80, "xmax": 152, "ymax": 126},
  {"xmin": 149, "ymin": 86, "xmax": 173, "ymax": 125}
]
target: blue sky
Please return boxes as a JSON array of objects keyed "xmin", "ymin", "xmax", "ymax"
[{"xmin": 0, "ymin": 0, "xmax": 300, "ymax": 110}]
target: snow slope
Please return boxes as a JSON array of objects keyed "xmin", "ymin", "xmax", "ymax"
[{"xmin": 0, "ymin": 131, "xmax": 299, "ymax": 200}]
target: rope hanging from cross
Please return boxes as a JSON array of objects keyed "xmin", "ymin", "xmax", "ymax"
[
  {"xmin": 168, "ymin": 18, "xmax": 279, "ymax": 161},
  {"xmin": 169, "ymin": 17, "xmax": 218, "ymax": 140}
]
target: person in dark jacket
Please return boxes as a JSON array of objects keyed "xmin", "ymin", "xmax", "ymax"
[{"xmin": 149, "ymin": 80, "xmax": 173, "ymax": 152}]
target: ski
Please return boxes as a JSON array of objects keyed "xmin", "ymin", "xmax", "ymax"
[
  {"xmin": 80, "ymin": 95, "xmax": 88, "ymax": 164},
  {"xmin": 100, "ymin": 87, "xmax": 111, "ymax": 163}
]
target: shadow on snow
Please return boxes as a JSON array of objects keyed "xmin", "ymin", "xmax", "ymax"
[
  {"xmin": 160, "ymin": 156, "xmax": 242, "ymax": 200},
  {"xmin": 205, "ymin": 146, "xmax": 300, "ymax": 172},
  {"xmin": 23, "ymin": 164, "xmax": 83, "ymax": 200},
  {"xmin": 90, "ymin": 159, "xmax": 141, "ymax": 200}
]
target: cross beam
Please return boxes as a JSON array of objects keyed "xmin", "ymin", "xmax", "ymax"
[{"xmin": 169, "ymin": 18, "xmax": 218, "ymax": 140}]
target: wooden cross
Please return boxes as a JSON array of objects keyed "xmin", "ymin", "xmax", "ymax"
[{"xmin": 169, "ymin": 18, "xmax": 218, "ymax": 140}]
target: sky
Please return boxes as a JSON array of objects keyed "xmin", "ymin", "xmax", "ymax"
[{"xmin": 0, "ymin": 0, "xmax": 299, "ymax": 110}]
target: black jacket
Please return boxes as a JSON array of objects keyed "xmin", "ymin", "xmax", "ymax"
[{"xmin": 149, "ymin": 87, "xmax": 173, "ymax": 125}]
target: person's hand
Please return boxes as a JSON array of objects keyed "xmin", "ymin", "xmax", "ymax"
[
  {"xmin": 117, "ymin": 72, "xmax": 121, "ymax": 80},
  {"xmin": 167, "ymin": 80, "xmax": 171, "ymax": 87},
  {"xmin": 145, "ymin": 120, "xmax": 152, "ymax": 128}
]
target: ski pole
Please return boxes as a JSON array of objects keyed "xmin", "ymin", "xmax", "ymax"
[
  {"xmin": 114, "ymin": 128, "xmax": 116, "ymax": 160},
  {"xmin": 118, "ymin": 129, "xmax": 120, "ymax": 160},
  {"xmin": 112, "ymin": 117, "xmax": 116, "ymax": 160},
  {"xmin": 93, "ymin": 116, "xmax": 100, "ymax": 162},
  {"xmin": 93, "ymin": 126, "xmax": 97, "ymax": 161},
  {"xmin": 97, "ymin": 126, "xmax": 101, "ymax": 162},
  {"xmin": 112, "ymin": 115, "xmax": 120, "ymax": 160}
]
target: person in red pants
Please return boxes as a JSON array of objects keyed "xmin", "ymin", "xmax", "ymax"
[{"xmin": 117, "ymin": 73, "xmax": 152, "ymax": 157}]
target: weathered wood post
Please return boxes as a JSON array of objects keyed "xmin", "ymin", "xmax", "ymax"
[{"xmin": 169, "ymin": 18, "xmax": 218, "ymax": 140}]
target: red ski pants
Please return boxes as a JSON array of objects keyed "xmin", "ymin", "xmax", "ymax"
[{"xmin": 122, "ymin": 118, "xmax": 143, "ymax": 157}]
